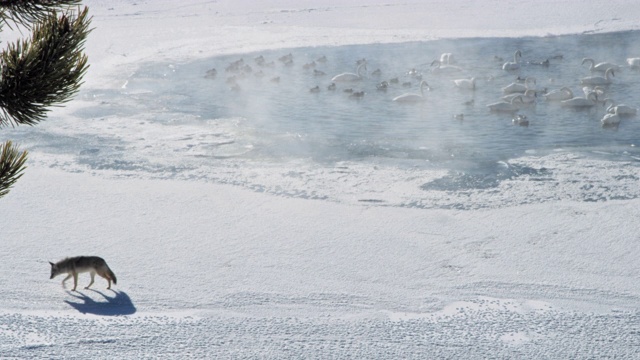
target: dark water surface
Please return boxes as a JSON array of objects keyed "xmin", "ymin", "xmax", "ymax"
[{"xmin": 121, "ymin": 31, "xmax": 640, "ymax": 169}]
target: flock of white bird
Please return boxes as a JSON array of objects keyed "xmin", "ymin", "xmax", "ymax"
[
  {"xmin": 482, "ymin": 51, "xmax": 638, "ymax": 127},
  {"xmin": 210, "ymin": 49, "xmax": 640, "ymax": 128}
]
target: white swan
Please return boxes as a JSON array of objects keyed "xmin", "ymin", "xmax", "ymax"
[
  {"xmin": 503, "ymin": 89, "xmax": 536, "ymax": 104},
  {"xmin": 582, "ymin": 85, "xmax": 605, "ymax": 100},
  {"xmin": 560, "ymin": 92, "xmax": 598, "ymax": 107},
  {"xmin": 603, "ymin": 98, "xmax": 637, "ymax": 116},
  {"xmin": 627, "ymin": 58, "xmax": 640, "ymax": 68},
  {"xmin": 502, "ymin": 77, "xmax": 536, "ymax": 94},
  {"xmin": 332, "ymin": 63, "xmax": 367, "ymax": 82},
  {"xmin": 582, "ymin": 58, "xmax": 622, "ymax": 72},
  {"xmin": 453, "ymin": 77, "xmax": 476, "ymax": 90},
  {"xmin": 430, "ymin": 59, "xmax": 463, "ymax": 74},
  {"xmin": 580, "ymin": 68, "xmax": 614, "ymax": 86},
  {"xmin": 439, "ymin": 53, "xmax": 455, "ymax": 64},
  {"xmin": 543, "ymin": 87, "xmax": 573, "ymax": 101},
  {"xmin": 393, "ymin": 80, "xmax": 430, "ymax": 103},
  {"xmin": 502, "ymin": 50, "xmax": 522, "ymax": 70},
  {"xmin": 601, "ymin": 107, "xmax": 621, "ymax": 127},
  {"xmin": 487, "ymin": 95, "xmax": 525, "ymax": 112}
]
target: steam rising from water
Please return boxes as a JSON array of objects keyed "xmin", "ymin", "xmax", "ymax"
[{"xmin": 4, "ymin": 31, "xmax": 640, "ymax": 208}]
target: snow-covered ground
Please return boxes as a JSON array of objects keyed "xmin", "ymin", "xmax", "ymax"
[{"xmin": 2, "ymin": 1, "xmax": 640, "ymax": 358}]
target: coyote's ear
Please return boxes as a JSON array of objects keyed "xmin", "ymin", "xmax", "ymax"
[{"xmin": 49, "ymin": 262, "xmax": 55, "ymax": 267}]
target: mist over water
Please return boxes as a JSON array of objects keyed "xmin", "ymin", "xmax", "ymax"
[
  {"xmin": 127, "ymin": 31, "xmax": 640, "ymax": 164},
  {"xmin": 5, "ymin": 31, "xmax": 640, "ymax": 208}
]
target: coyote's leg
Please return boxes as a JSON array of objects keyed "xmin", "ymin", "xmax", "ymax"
[
  {"xmin": 62, "ymin": 274, "xmax": 72, "ymax": 288},
  {"xmin": 71, "ymin": 272, "xmax": 78, "ymax": 291},
  {"xmin": 97, "ymin": 271, "xmax": 112, "ymax": 289},
  {"xmin": 85, "ymin": 271, "xmax": 96, "ymax": 289}
]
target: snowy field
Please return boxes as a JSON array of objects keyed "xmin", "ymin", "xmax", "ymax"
[{"xmin": 2, "ymin": 1, "xmax": 640, "ymax": 358}]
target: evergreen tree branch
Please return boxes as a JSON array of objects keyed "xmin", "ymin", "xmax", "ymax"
[
  {"xmin": 0, "ymin": 0, "xmax": 82, "ymax": 29},
  {"xmin": 0, "ymin": 140, "xmax": 28, "ymax": 198},
  {"xmin": 0, "ymin": 6, "xmax": 91, "ymax": 127}
]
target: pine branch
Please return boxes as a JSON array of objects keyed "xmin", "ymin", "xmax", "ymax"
[
  {"xmin": 0, "ymin": 6, "xmax": 91, "ymax": 127},
  {"xmin": 0, "ymin": 140, "xmax": 27, "ymax": 198},
  {"xmin": 0, "ymin": 0, "xmax": 82, "ymax": 29}
]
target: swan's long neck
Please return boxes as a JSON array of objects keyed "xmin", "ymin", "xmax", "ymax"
[
  {"xmin": 605, "ymin": 68, "xmax": 614, "ymax": 80},
  {"xmin": 582, "ymin": 58, "xmax": 595, "ymax": 70},
  {"xmin": 356, "ymin": 64, "xmax": 366, "ymax": 77},
  {"xmin": 419, "ymin": 81, "xmax": 429, "ymax": 96},
  {"xmin": 603, "ymin": 98, "xmax": 615, "ymax": 110}
]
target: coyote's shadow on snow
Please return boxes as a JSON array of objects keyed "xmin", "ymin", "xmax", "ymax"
[{"xmin": 64, "ymin": 290, "xmax": 136, "ymax": 316}]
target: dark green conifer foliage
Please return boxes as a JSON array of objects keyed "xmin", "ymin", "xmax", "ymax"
[{"xmin": 0, "ymin": 1, "xmax": 91, "ymax": 198}]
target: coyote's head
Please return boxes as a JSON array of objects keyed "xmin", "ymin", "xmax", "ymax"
[{"xmin": 49, "ymin": 262, "xmax": 59, "ymax": 279}]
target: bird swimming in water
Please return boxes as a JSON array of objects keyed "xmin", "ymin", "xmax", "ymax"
[
  {"xmin": 580, "ymin": 68, "xmax": 615, "ymax": 86},
  {"xmin": 502, "ymin": 50, "xmax": 522, "ymax": 71},
  {"xmin": 392, "ymin": 80, "xmax": 430, "ymax": 103},
  {"xmin": 332, "ymin": 63, "xmax": 367, "ymax": 82}
]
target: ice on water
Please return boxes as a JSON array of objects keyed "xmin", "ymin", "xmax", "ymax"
[{"xmin": 5, "ymin": 31, "xmax": 640, "ymax": 209}]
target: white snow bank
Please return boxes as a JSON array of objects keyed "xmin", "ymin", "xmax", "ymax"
[
  {"xmin": 83, "ymin": 0, "xmax": 640, "ymax": 86},
  {"xmin": 3, "ymin": 1, "xmax": 640, "ymax": 358}
]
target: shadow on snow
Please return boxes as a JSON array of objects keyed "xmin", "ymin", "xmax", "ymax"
[{"xmin": 64, "ymin": 289, "xmax": 136, "ymax": 316}]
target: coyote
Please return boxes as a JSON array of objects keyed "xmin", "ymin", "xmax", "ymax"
[{"xmin": 49, "ymin": 256, "xmax": 117, "ymax": 291}]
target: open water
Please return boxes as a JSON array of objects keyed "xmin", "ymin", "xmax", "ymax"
[{"xmin": 4, "ymin": 31, "xmax": 640, "ymax": 208}]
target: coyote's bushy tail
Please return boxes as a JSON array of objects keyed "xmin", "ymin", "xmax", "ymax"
[{"xmin": 107, "ymin": 267, "xmax": 117, "ymax": 285}]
